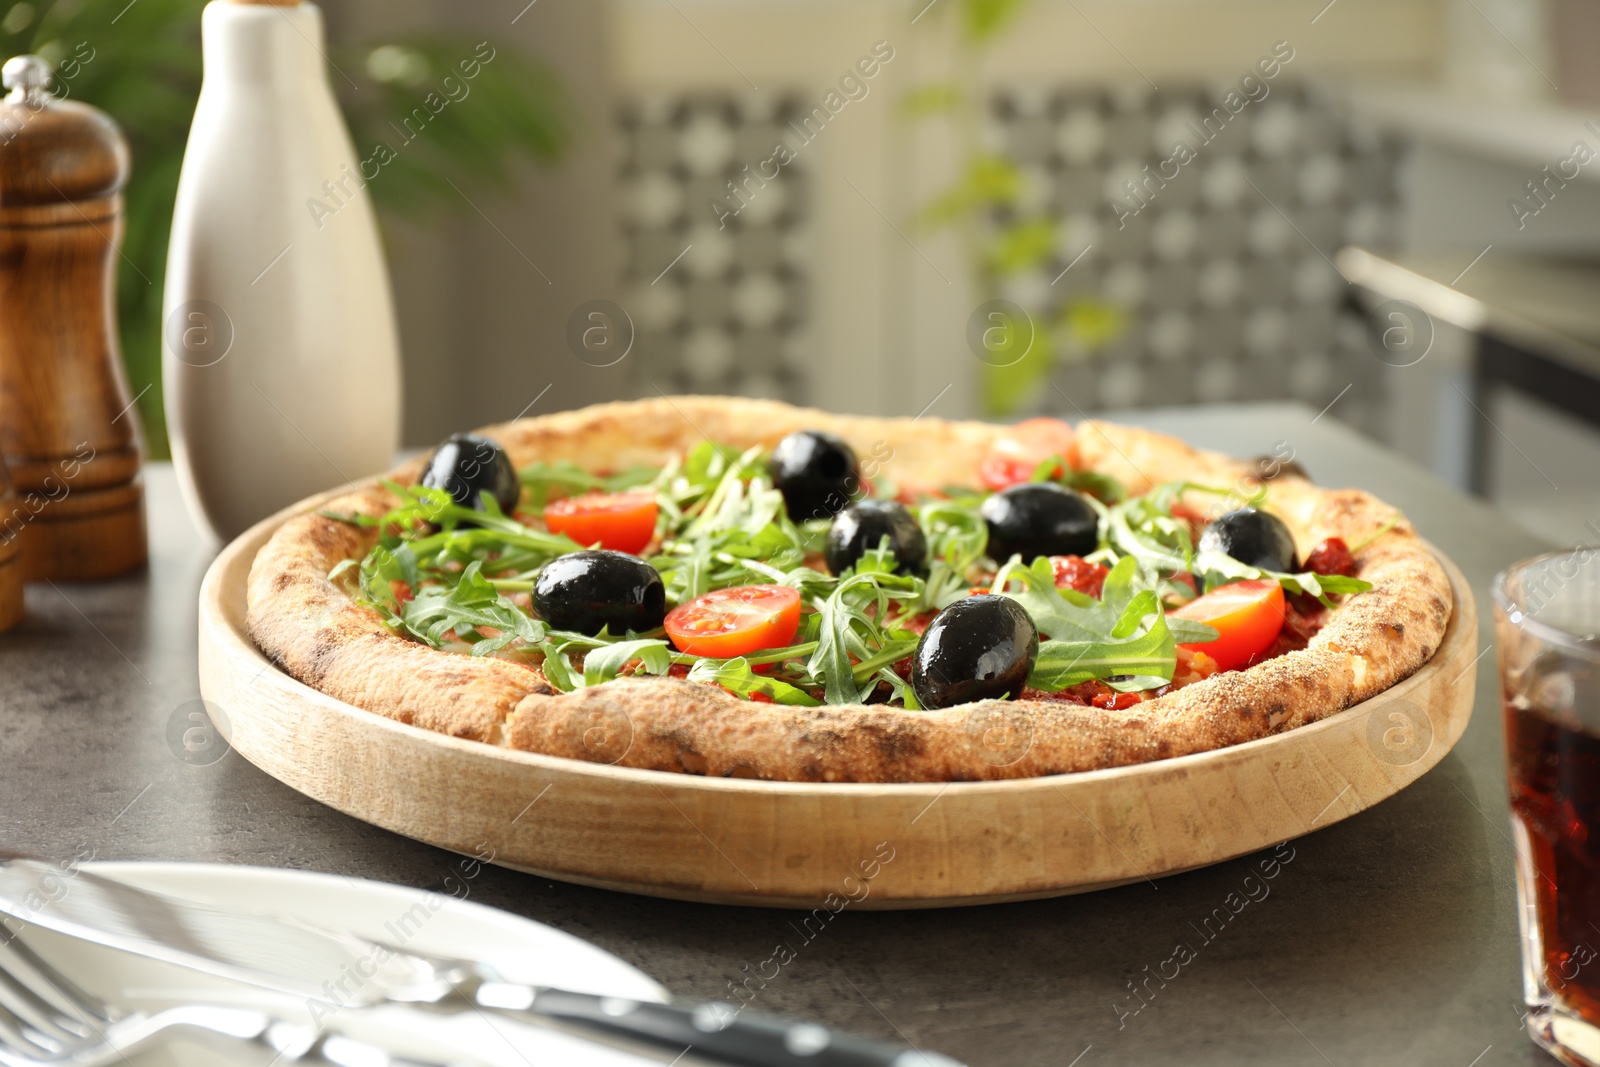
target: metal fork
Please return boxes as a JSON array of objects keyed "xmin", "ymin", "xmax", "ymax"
[{"xmin": 0, "ymin": 929, "xmax": 460, "ymax": 1066}]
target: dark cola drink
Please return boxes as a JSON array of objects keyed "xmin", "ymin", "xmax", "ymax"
[
  {"xmin": 1497, "ymin": 549, "xmax": 1600, "ymax": 1065},
  {"xmin": 1507, "ymin": 692, "xmax": 1600, "ymax": 1024}
]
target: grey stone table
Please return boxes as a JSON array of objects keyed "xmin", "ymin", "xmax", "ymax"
[{"xmin": 0, "ymin": 402, "xmax": 1561, "ymax": 1066}]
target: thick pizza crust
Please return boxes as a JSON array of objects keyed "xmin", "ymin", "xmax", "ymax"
[{"xmin": 246, "ymin": 397, "xmax": 1452, "ymax": 783}]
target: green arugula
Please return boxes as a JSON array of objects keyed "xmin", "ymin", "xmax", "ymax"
[
  {"xmin": 1103, "ymin": 482, "xmax": 1204, "ymax": 573},
  {"xmin": 400, "ymin": 561, "xmax": 544, "ymax": 655},
  {"xmin": 912, "ymin": 501, "xmax": 989, "ymax": 612},
  {"xmin": 581, "ymin": 638, "xmax": 674, "ymax": 686},
  {"xmin": 994, "ymin": 556, "xmax": 1218, "ymax": 692},
  {"xmin": 805, "ymin": 570, "xmax": 920, "ymax": 704},
  {"xmin": 1191, "ymin": 551, "xmax": 1372, "ymax": 606},
  {"xmin": 687, "ymin": 658, "xmax": 823, "ymax": 706},
  {"xmin": 1103, "ymin": 480, "xmax": 1372, "ymax": 605},
  {"xmin": 517, "ymin": 461, "xmax": 658, "ymax": 510},
  {"xmin": 1029, "ymin": 454, "xmax": 1128, "ymax": 504},
  {"xmin": 327, "ymin": 441, "xmax": 1378, "ymax": 711}
]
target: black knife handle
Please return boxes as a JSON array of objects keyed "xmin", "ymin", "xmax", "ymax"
[{"xmin": 501, "ymin": 987, "xmax": 963, "ymax": 1067}]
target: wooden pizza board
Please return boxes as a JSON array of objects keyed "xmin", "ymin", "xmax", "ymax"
[{"xmin": 198, "ymin": 493, "xmax": 1477, "ymax": 910}]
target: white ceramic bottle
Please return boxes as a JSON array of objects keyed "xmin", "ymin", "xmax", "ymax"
[{"xmin": 164, "ymin": 0, "xmax": 400, "ymax": 543}]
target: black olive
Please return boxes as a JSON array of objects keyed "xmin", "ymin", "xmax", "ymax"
[
  {"xmin": 1198, "ymin": 507, "xmax": 1298, "ymax": 572},
  {"xmin": 980, "ymin": 483, "xmax": 1098, "ymax": 563},
  {"xmin": 534, "ymin": 550, "xmax": 666, "ymax": 636},
  {"xmin": 911, "ymin": 595, "xmax": 1039, "ymax": 709},
  {"xmin": 825, "ymin": 500, "xmax": 927, "ymax": 576},
  {"xmin": 769, "ymin": 430, "xmax": 860, "ymax": 522},
  {"xmin": 419, "ymin": 433, "xmax": 520, "ymax": 517}
]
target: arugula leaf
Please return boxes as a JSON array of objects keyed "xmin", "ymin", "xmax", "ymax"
[
  {"xmin": 330, "ymin": 540, "xmax": 421, "ymax": 626},
  {"xmin": 518, "ymin": 461, "xmax": 657, "ymax": 509},
  {"xmin": 810, "ymin": 581, "xmax": 866, "ymax": 705},
  {"xmin": 995, "ymin": 555, "xmax": 1217, "ymax": 642},
  {"xmin": 686, "ymin": 658, "xmax": 823, "ymax": 706},
  {"xmin": 1192, "ymin": 549, "xmax": 1373, "ymax": 606},
  {"xmin": 1347, "ymin": 511, "xmax": 1403, "ymax": 552},
  {"xmin": 540, "ymin": 647, "xmax": 579, "ymax": 691},
  {"xmin": 992, "ymin": 555, "xmax": 1098, "ymax": 638},
  {"xmin": 400, "ymin": 561, "xmax": 544, "ymax": 655},
  {"xmin": 1104, "ymin": 484, "xmax": 1196, "ymax": 573},
  {"xmin": 1028, "ymin": 454, "xmax": 1127, "ymax": 504},
  {"xmin": 804, "ymin": 571, "xmax": 920, "ymax": 705},
  {"xmin": 1105, "ymin": 481, "xmax": 1371, "ymax": 605},
  {"xmin": 994, "ymin": 555, "xmax": 1217, "ymax": 692},
  {"xmin": 873, "ymin": 665, "xmax": 922, "ymax": 710},
  {"xmin": 913, "ymin": 500, "xmax": 989, "ymax": 611},
  {"xmin": 1062, "ymin": 469, "xmax": 1127, "ymax": 504},
  {"xmin": 647, "ymin": 441, "xmax": 827, "ymax": 608},
  {"xmin": 581, "ymin": 639, "xmax": 674, "ymax": 686},
  {"xmin": 1027, "ymin": 591, "xmax": 1181, "ymax": 692}
]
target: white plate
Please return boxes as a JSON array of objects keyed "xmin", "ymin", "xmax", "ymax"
[{"xmin": 15, "ymin": 862, "xmax": 668, "ymax": 1066}]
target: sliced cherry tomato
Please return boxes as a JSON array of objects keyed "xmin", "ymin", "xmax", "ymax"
[
  {"xmin": 665, "ymin": 585, "xmax": 802, "ymax": 658},
  {"xmin": 1049, "ymin": 555, "xmax": 1108, "ymax": 598},
  {"xmin": 1169, "ymin": 578, "xmax": 1287, "ymax": 672},
  {"xmin": 979, "ymin": 418, "xmax": 1078, "ymax": 491},
  {"xmin": 543, "ymin": 492, "xmax": 658, "ymax": 555}
]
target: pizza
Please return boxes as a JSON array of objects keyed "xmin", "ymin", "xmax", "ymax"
[{"xmin": 245, "ymin": 397, "xmax": 1452, "ymax": 783}]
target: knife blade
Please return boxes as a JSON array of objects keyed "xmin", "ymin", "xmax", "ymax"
[{"xmin": 0, "ymin": 857, "xmax": 962, "ymax": 1067}]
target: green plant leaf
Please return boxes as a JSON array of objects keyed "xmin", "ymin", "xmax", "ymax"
[
  {"xmin": 980, "ymin": 318, "xmax": 1053, "ymax": 417},
  {"xmin": 919, "ymin": 156, "xmax": 1022, "ymax": 229},
  {"xmin": 1027, "ymin": 592, "xmax": 1182, "ymax": 692},
  {"xmin": 582, "ymin": 639, "xmax": 673, "ymax": 686},
  {"xmin": 960, "ymin": 0, "xmax": 1031, "ymax": 40},
  {"xmin": 1192, "ymin": 549, "xmax": 1374, "ymax": 606},
  {"xmin": 987, "ymin": 218, "xmax": 1057, "ymax": 275},
  {"xmin": 541, "ymin": 647, "xmax": 579, "ymax": 691},
  {"xmin": 686, "ymin": 657, "xmax": 823, "ymax": 706},
  {"xmin": 1060, "ymin": 300, "xmax": 1129, "ymax": 348},
  {"xmin": 400, "ymin": 560, "xmax": 544, "ymax": 654},
  {"xmin": 899, "ymin": 82, "xmax": 964, "ymax": 117},
  {"xmin": 995, "ymin": 555, "xmax": 1217, "ymax": 692},
  {"xmin": 518, "ymin": 461, "xmax": 658, "ymax": 510}
]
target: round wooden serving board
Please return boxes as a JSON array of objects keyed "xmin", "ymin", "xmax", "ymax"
[{"xmin": 199, "ymin": 493, "xmax": 1476, "ymax": 910}]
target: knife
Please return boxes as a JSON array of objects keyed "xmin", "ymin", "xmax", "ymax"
[{"xmin": 0, "ymin": 858, "xmax": 961, "ymax": 1067}]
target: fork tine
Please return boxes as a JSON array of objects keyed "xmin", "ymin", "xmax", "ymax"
[
  {"xmin": 0, "ymin": 926, "xmax": 107, "ymax": 1026},
  {"xmin": 0, "ymin": 927, "xmax": 103, "ymax": 1045},
  {"xmin": 0, "ymin": 958, "xmax": 80, "ymax": 1051},
  {"xmin": 0, "ymin": 997, "xmax": 58, "ymax": 1061}
]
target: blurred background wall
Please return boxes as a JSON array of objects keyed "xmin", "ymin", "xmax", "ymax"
[{"xmin": 30, "ymin": 0, "xmax": 1600, "ymax": 546}]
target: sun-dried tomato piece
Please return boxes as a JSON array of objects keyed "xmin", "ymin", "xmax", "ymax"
[
  {"xmin": 1049, "ymin": 555, "xmax": 1109, "ymax": 598},
  {"xmin": 1304, "ymin": 537, "xmax": 1357, "ymax": 577}
]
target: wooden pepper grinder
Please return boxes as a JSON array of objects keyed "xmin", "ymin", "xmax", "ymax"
[
  {"xmin": 0, "ymin": 55, "xmax": 146, "ymax": 581},
  {"xmin": 0, "ymin": 454, "xmax": 22, "ymax": 631}
]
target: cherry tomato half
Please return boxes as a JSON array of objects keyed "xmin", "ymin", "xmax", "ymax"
[
  {"xmin": 665, "ymin": 585, "xmax": 802, "ymax": 658},
  {"xmin": 1169, "ymin": 578, "xmax": 1286, "ymax": 672},
  {"xmin": 978, "ymin": 418, "xmax": 1078, "ymax": 491},
  {"xmin": 543, "ymin": 493, "xmax": 659, "ymax": 555}
]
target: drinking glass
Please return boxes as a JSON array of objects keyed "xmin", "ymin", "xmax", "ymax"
[{"xmin": 1498, "ymin": 549, "xmax": 1600, "ymax": 1065}]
